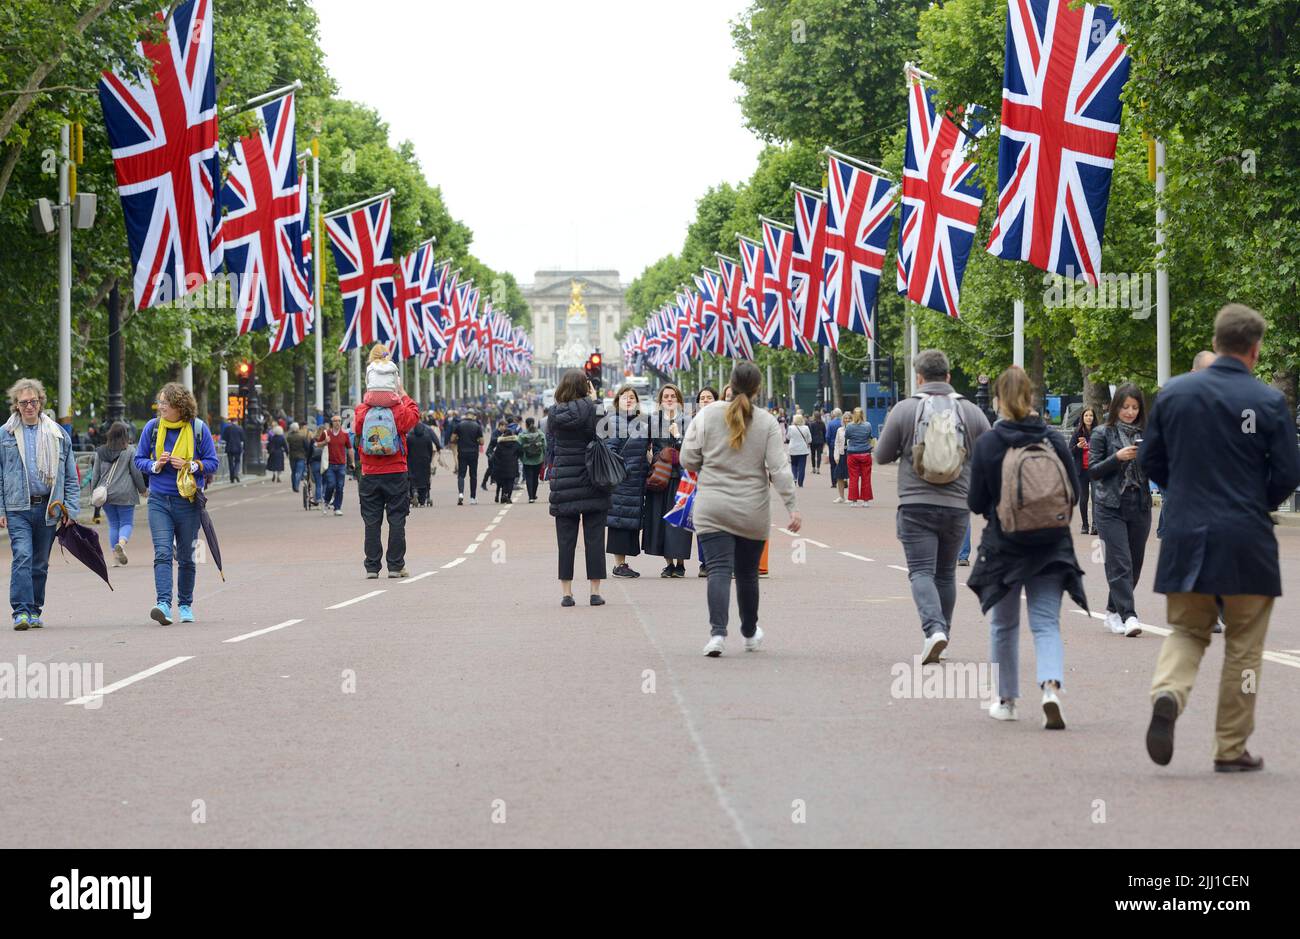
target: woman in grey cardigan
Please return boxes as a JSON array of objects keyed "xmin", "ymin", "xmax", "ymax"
[
  {"xmin": 91, "ymin": 420, "xmax": 148, "ymax": 566},
  {"xmin": 681, "ymin": 362, "xmax": 801, "ymax": 657}
]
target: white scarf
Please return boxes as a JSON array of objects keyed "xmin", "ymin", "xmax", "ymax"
[{"xmin": 4, "ymin": 412, "xmax": 63, "ymax": 489}]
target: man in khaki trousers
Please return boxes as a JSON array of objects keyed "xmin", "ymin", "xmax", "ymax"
[{"xmin": 1139, "ymin": 304, "xmax": 1300, "ymax": 772}]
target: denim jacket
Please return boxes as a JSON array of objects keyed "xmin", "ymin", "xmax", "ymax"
[{"xmin": 0, "ymin": 424, "xmax": 81, "ymax": 523}]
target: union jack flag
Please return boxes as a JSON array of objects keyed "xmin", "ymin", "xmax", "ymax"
[
  {"xmin": 716, "ymin": 254, "xmax": 754, "ymax": 360},
  {"xmin": 221, "ymin": 92, "xmax": 308, "ymax": 335},
  {"xmin": 325, "ymin": 196, "xmax": 395, "ymax": 352},
  {"xmin": 390, "ymin": 247, "xmax": 428, "ymax": 361},
  {"xmin": 269, "ymin": 160, "xmax": 314, "ymax": 353},
  {"xmin": 898, "ymin": 78, "xmax": 985, "ymax": 317},
  {"xmin": 435, "ymin": 271, "xmax": 465, "ymax": 366},
  {"xmin": 825, "ymin": 156, "xmax": 895, "ymax": 338},
  {"xmin": 695, "ymin": 270, "xmax": 729, "ymax": 357},
  {"xmin": 985, "ymin": 0, "xmax": 1130, "ymax": 285},
  {"xmin": 736, "ymin": 237, "xmax": 767, "ymax": 351},
  {"xmin": 418, "ymin": 257, "xmax": 449, "ymax": 363},
  {"xmin": 761, "ymin": 220, "xmax": 813, "ymax": 355},
  {"xmin": 791, "ymin": 188, "xmax": 838, "ymax": 349},
  {"xmin": 97, "ymin": 0, "xmax": 222, "ymax": 311}
]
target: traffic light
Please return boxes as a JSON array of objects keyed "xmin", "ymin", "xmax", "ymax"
[
  {"xmin": 584, "ymin": 351, "xmax": 603, "ymax": 392},
  {"xmin": 237, "ymin": 360, "xmax": 255, "ymax": 398}
]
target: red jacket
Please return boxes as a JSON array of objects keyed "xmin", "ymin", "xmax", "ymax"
[{"xmin": 353, "ymin": 396, "xmax": 420, "ymax": 475}]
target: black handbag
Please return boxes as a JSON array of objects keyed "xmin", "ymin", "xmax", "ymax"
[{"xmin": 586, "ymin": 438, "xmax": 627, "ymax": 491}]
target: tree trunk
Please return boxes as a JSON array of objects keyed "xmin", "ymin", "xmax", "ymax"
[
  {"xmin": 1081, "ymin": 364, "xmax": 1110, "ymax": 415},
  {"xmin": 194, "ymin": 368, "xmax": 211, "ymax": 426},
  {"xmin": 828, "ymin": 348, "xmax": 844, "ymax": 410},
  {"xmin": 1028, "ymin": 338, "xmax": 1046, "ymax": 410},
  {"xmin": 1271, "ymin": 366, "xmax": 1296, "ymax": 417}
]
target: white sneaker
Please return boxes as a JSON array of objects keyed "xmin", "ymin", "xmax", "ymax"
[
  {"xmin": 333, "ymin": 509, "xmax": 343, "ymax": 517},
  {"xmin": 470, "ymin": 498, "xmax": 478, "ymax": 505},
  {"xmin": 1123, "ymin": 616, "xmax": 1143, "ymax": 637},
  {"xmin": 921, "ymin": 631, "xmax": 948, "ymax": 665},
  {"xmin": 833, "ymin": 496, "xmax": 843, "ymax": 504},
  {"xmin": 744, "ymin": 626, "xmax": 764, "ymax": 652},
  {"xmin": 703, "ymin": 635, "xmax": 726, "ymax": 657},
  {"xmin": 988, "ymin": 698, "xmax": 1017, "ymax": 721},
  {"xmin": 1105, "ymin": 611, "xmax": 1126, "ymax": 635},
  {"xmin": 457, "ymin": 494, "xmax": 464, "ymax": 506},
  {"xmin": 1042, "ymin": 686, "xmax": 1066, "ymax": 729}
]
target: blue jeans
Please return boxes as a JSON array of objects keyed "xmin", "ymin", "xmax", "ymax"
[
  {"xmin": 310, "ymin": 461, "xmax": 323, "ymax": 500},
  {"xmin": 6, "ymin": 506, "xmax": 57, "ymax": 619},
  {"xmin": 989, "ymin": 572, "xmax": 1066, "ymax": 701},
  {"xmin": 291, "ymin": 458, "xmax": 307, "ymax": 492},
  {"xmin": 790, "ymin": 453, "xmax": 808, "ymax": 486},
  {"xmin": 698, "ymin": 531, "xmax": 764, "ymax": 638},
  {"xmin": 148, "ymin": 493, "xmax": 200, "ymax": 606},
  {"xmin": 323, "ymin": 464, "xmax": 347, "ymax": 511},
  {"xmin": 104, "ymin": 503, "xmax": 136, "ymax": 547},
  {"xmin": 958, "ymin": 520, "xmax": 971, "ymax": 562}
]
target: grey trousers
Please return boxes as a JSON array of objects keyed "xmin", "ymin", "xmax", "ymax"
[
  {"xmin": 896, "ymin": 505, "xmax": 969, "ymax": 638},
  {"xmin": 1095, "ymin": 490, "xmax": 1151, "ymax": 620}
]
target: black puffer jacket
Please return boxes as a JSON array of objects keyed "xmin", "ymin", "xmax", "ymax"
[
  {"xmin": 604, "ymin": 411, "xmax": 649, "ymax": 530},
  {"xmin": 546, "ymin": 398, "xmax": 611, "ymax": 517}
]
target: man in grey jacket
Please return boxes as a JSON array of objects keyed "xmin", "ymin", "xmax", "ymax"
[{"xmin": 875, "ymin": 350, "xmax": 991, "ymax": 663}]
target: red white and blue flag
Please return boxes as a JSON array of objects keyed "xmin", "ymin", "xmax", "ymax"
[
  {"xmin": 390, "ymin": 247, "xmax": 428, "ymax": 362},
  {"xmin": 825, "ymin": 156, "xmax": 895, "ymax": 338},
  {"xmin": 761, "ymin": 220, "xmax": 813, "ymax": 355},
  {"xmin": 325, "ymin": 197, "xmax": 395, "ymax": 352},
  {"xmin": 716, "ymin": 254, "xmax": 754, "ymax": 361},
  {"xmin": 897, "ymin": 77, "xmax": 985, "ymax": 317},
  {"xmin": 736, "ymin": 237, "xmax": 767, "ymax": 352},
  {"xmin": 269, "ymin": 160, "xmax": 314, "ymax": 352},
  {"xmin": 791, "ymin": 188, "xmax": 838, "ymax": 349},
  {"xmin": 695, "ymin": 270, "xmax": 729, "ymax": 357},
  {"xmin": 418, "ymin": 257, "xmax": 450, "ymax": 363},
  {"xmin": 985, "ymin": 0, "xmax": 1130, "ymax": 285},
  {"xmin": 221, "ymin": 92, "xmax": 308, "ymax": 335},
  {"xmin": 97, "ymin": 0, "xmax": 222, "ymax": 310}
]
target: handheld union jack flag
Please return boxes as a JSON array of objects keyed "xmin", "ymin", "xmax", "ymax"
[
  {"xmin": 897, "ymin": 77, "xmax": 985, "ymax": 318},
  {"xmin": 325, "ymin": 196, "xmax": 395, "ymax": 352},
  {"xmin": 221, "ymin": 92, "xmax": 308, "ymax": 335},
  {"xmin": 825, "ymin": 156, "xmax": 895, "ymax": 338},
  {"xmin": 97, "ymin": 0, "xmax": 222, "ymax": 310},
  {"xmin": 269, "ymin": 160, "xmax": 315, "ymax": 353},
  {"xmin": 985, "ymin": 0, "xmax": 1130, "ymax": 285},
  {"xmin": 390, "ymin": 247, "xmax": 428, "ymax": 361},
  {"xmin": 761, "ymin": 220, "xmax": 813, "ymax": 355},
  {"xmin": 791, "ymin": 188, "xmax": 838, "ymax": 349}
]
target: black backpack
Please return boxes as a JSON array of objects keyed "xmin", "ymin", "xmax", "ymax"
[{"xmin": 586, "ymin": 439, "xmax": 627, "ymax": 491}]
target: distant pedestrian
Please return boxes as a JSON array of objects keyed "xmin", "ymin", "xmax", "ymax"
[
  {"xmin": 875, "ymin": 349, "xmax": 991, "ymax": 664},
  {"xmin": 490, "ymin": 424, "xmax": 521, "ymax": 504},
  {"xmin": 547, "ymin": 369, "xmax": 610, "ymax": 606},
  {"xmin": 605, "ymin": 384, "xmax": 649, "ymax": 578},
  {"xmin": 485, "ymin": 419, "xmax": 507, "ymax": 501},
  {"xmin": 92, "ymin": 420, "xmax": 147, "ymax": 567},
  {"xmin": 643, "ymin": 383, "xmax": 692, "ymax": 577},
  {"xmin": 1, "ymin": 378, "xmax": 81, "ymax": 630},
  {"xmin": 517, "ymin": 417, "xmax": 546, "ymax": 503},
  {"xmin": 839, "ymin": 407, "xmax": 875, "ymax": 505},
  {"xmin": 682, "ymin": 362, "xmax": 800, "ymax": 657},
  {"xmin": 266, "ymin": 425, "xmax": 287, "ymax": 482},
  {"xmin": 220, "ymin": 418, "xmax": 245, "ymax": 483},
  {"xmin": 826, "ymin": 408, "xmax": 846, "ymax": 500},
  {"xmin": 809, "ymin": 409, "xmax": 827, "ymax": 475},
  {"xmin": 967, "ymin": 366, "xmax": 1085, "ymax": 728},
  {"xmin": 1141, "ymin": 304, "xmax": 1300, "ymax": 772},
  {"xmin": 405, "ymin": 418, "xmax": 437, "ymax": 507},
  {"xmin": 135, "ymin": 382, "xmax": 219, "ymax": 626},
  {"xmin": 694, "ymin": 386, "xmax": 718, "ymax": 575},
  {"xmin": 451, "ymin": 410, "xmax": 484, "ymax": 505},
  {"xmin": 1088, "ymin": 382, "xmax": 1150, "ymax": 637},
  {"xmin": 787, "ymin": 413, "xmax": 812, "ymax": 486},
  {"xmin": 287, "ymin": 421, "xmax": 309, "ymax": 492},
  {"xmin": 1070, "ymin": 406, "xmax": 1100, "ymax": 535},
  {"xmin": 353, "ymin": 379, "xmax": 420, "ymax": 578}
]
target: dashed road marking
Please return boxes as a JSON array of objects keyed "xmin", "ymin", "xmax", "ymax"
[
  {"xmin": 464, "ymin": 542, "xmax": 480, "ymax": 554},
  {"xmin": 474, "ymin": 532, "xmax": 489, "ymax": 542},
  {"xmin": 326, "ymin": 590, "xmax": 385, "ymax": 610},
  {"xmin": 224, "ymin": 619, "xmax": 303, "ymax": 644},
  {"xmin": 442, "ymin": 557, "xmax": 466, "ymax": 569},
  {"xmin": 67, "ymin": 656, "xmax": 193, "ymax": 707},
  {"xmin": 888, "ymin": 564, "xmax": 910, "ymax": 573},
  {"xmin": 804, "ymin": 539, "xmax": 829, "ymax": 548},
  {"xmin": 400, "ymin": 571, "xmax": 437, "ymax": 584},
  {"xmin": 839, "ymin": 552, "xmax": 874, "ymax": 562}
]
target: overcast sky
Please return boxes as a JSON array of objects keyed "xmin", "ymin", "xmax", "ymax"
[{"xmin": 314, "ymin": 0, "xmax": 765, "ymax": 286}]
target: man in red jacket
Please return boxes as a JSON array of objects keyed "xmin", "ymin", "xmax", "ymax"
[{"xmin": 353, "ymin": 387, "xmax": 421, "ymax": 579}]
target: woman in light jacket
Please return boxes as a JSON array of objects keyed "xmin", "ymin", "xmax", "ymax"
[
  {"xmin": 681, "ymin": 362, "xmax": 801, "ymax": 657},
  {"xmin": 92, "ymin": 420, "xmax": 147, "ymax": 566},
  {"xmin": 787, "ymin": 413, "xmax": 812, "ymax": 487}
]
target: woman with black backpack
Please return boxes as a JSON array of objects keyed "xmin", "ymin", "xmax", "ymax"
[
  {"xmin": 967, "ymin": 366, "xmax": 1087, "ymax": 730},
  {"xmin": 547, "ymin": 369, "xmax": 611, "ymax": 606}
]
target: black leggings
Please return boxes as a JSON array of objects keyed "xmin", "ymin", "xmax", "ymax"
[
  {"xmin": 523, "ymin": 463, "xmax": 541, "ymax": 500},
  {"xmin": 1077, "ymin": 475, "xmax": 1091, "ymax": 529},
  {"xmin": 698, "ymin": 531, "xmax": 764, "ymax": 638},
  {"xmin": 457, "ymin": 452, "xmax": 479, "ymax": 497},
  {"xmin": 811, "ymin": 445, "xmax": 823, "ymax": 471}
]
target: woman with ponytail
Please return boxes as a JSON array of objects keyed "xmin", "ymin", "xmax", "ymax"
[{"xmin": 681, "ymin": 362, "xmax": 800, "ymax": 657}]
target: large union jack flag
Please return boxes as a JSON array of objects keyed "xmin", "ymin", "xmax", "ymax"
[
  {"xmin": 390, "ymin": 246, "xmax": 428, "ymax": 361},
  {"xmin": 825, "ymin": 156, "xmax": 895, "ymax": 338},
  {"xmin": 325, "ymin": 197, "xmax": 395, "ymax": 352},
  {"xmin": 221, "ymin": 92, "xmax": 308, "ymax": 335},
  {"xmin": 269, "ymin": 164, "xmax": 314, "ymax": 353},
  {"xmin": 736, "ymin": 237, "xmax": 767, "ymax": 353},
  {"xmin": 694, "ymin": 271, "xmax": 729, "ymax": 357},
  {"xmin": 897, "ymin": 78, "xmax": 986, "ymax": 318},
  {"xmin": 97, "ymin": 0, "xmax": 221, "ymax": 311},
  {"xmin": 761, "ymin": 220, "xmax": 813, "ymax": 355},
  {"xmin": 985, "ymin": 0, "xmax": 1130, "ymax": 284},
  {"xmin": 716, "ymin": 254, "xmax": 754, "ymax": 361},
  {"xmin": 791, "ymin": 188, "xmax": 838, "ymax": 349},
  {"xmin": 417, "ymin": 257, "xmax": 450, "ymax": 365}
]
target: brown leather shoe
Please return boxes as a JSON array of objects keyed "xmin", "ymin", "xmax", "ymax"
[{"xmin": 1214, "ymin": 751, "xmax": 1264, "ymax": 773}]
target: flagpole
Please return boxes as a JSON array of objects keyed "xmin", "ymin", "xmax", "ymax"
[
  {"xmin": 1013, "ymin": 298, "xmax": 1025, "ymax": 367},
  {"xmin": 311, "ymin": 138, "xmax": 324, "ymax": 420},
  {"xmin": 790, "ymin": 183, "xmax": 824, "ymax": 198},
  {"xmin": 223, "ymin": 80, "xmax": 302, "ymax": 116},
  {"xmin": 822, "ymin": 147, "xmax": 895, "ymax": 179},
  {"xmin": 323, "ymin": 188, "xmax": 396, "ymax": 220},
  {"xmin": 759, "ymin": 215, "xmax": 794, "ymax": 232},
  {"xmin": 1155, "ymin": 138, "xmax": 1170, "ymax": 386}
]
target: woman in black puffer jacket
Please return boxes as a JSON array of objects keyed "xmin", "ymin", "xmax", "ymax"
[
  {"xmin": 546, "ymin": 369, "xmax": 612, "ymax": 607},
  {"xmin": 604, "ymin": 384, "xmax": 649, "ymax": 578}
]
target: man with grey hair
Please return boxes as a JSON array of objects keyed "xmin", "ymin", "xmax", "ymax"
[
  {"xmin": 1192, "ymin": 350, "xmax": 1216, "ymax": 371},
  {"xmin": 0, "ymin": 378, "xmax": 81, "ymax": 630},
  {"xmin": 876, "ymin": 350, "xmax": 991, "ymax": 663}
]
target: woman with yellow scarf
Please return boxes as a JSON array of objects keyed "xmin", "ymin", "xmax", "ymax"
[{"xmin": 133, "ymin": 383, "xmax": 219, "ymax": 626}]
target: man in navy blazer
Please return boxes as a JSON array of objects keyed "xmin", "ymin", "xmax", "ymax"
[{"xmin": 1140, "ymin": 304, "xmax": 1300, "ymax": 773}]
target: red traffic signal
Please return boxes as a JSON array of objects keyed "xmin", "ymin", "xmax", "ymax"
[
  {"xmin": 237, "ymin": 361, "xmax": 252, "ymax": 378},
  {"xmin": 590, "ymin": 353, "xmax": 601, "ymax": 369}
]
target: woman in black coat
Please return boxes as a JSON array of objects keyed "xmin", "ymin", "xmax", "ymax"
[
  {"xmin": 1070, "ymin": 406, "xmax": 1099, "ymax": 535},
  {"xmin": 266, "ymin": 427, "xmax": 287, "ymax": 482},
  {"xmin": 547, "ymin": 369, "xmax": 612, "ymax": 606},
  {"xmin": 490, "ymin": 429, "xmax": 521, "ymax": 504},
  {"xmin": 605, "ymin": 384, "xmax": 650, "ymax": 578},
  {"xmin": 642, "ymin": 383, "xmax": 693, "ymax": 577},
  {"xmin": 967, "ymin": 366, "xmax": 1087, "ymax": 729},
  {"xmin": 405, "ymin": 419, "xmax": 437, "ymax": 507},
  {"xmin": 809, "ymin": 409, "xmax": 827, "ymax": 475}
]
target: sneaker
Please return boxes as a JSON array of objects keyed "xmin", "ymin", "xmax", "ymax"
[
  {"xmin": 833, "ymin": 496, "xmax": 843, "ymax": 504},
  {"xmin": 458, "ymin": 494, "xmax": 464, "ymax": 506},
  {"xmin": 150, "ymin": 603, "xmax": 173, "ymax": 626},
  {"xmin": 757, "ymin": 571, "xmax": 769, "ymax": 578},
  {"xmin": 698, "ymin": 565, "xmax": 708, "ymax": 578},
  {"xmin": 388, "ymin": 569, "xmax": 409, "ymax": 579},
  {"xmin": 671, "ymin": 564, "xmax": 686, "ymax": 578},
  {"xmin": 561, "ymin": 596, "xmax": 575, "ymax": 608},
  {"xmin": 957, "ymin": 557, "xmax": 970, "ymax": 567},
  {"xmin": 744, "ymin": 626, "xmax": 764, "ymax": 652},
  {"xmin": 28, "ymin": 615, "xmax": 43, "ymax": 629},
  {"xmin": 1213, "ymin": 618, "xmax": 1225, "ymax": 635},
  {"xmin": 113, "ymin": 541, "xmax": 128, "ymax": 566},
  {"xmin": 178, "ymin": 605, "xmax": 195, "ymax": 624},
  {"xmin": 1104, "ymin": 611, "xmax": 1126, "ymax": 635},
  {"xmin": 334, "ymin": 509, "xmax": 343, "ymax": 517},
  {"xmin": 1146, "ymin": 691, "xmax": 1178, "ymax": 766},
  {"xmin": 1090, "ymin": 527, "xmax": 1098, "ymax": 536},
  {"xmin": 12, "ymin": 614, "xmax": 29, "ymax": 632},
  {"xmin": 612, "ymin": 564, "xmax": 640, "ymax": 579},
  {"xmin": 366, "ymin": 571, "xmax": 380, "ymax": 580},
  {"xmin": 703, "ymin": 635, "xmax": 726, "ymax": 657},
  {"xmin": 590, "ymin": 595, "xmax": 606, "ymax": 606},
  {"xmin": 921, "ymin": 631, "xmax": 948, "ymax": 665},
  {"xmin": 470, "ymin": 498, "xmax": 477, "ymax": 505},
  {"xmin": 1123, "ymin": 616, "xmax": 1143, "ymax": 638},
  {"xmin": 1041, "ymin": 685, "xmax": 1066, "ymax": 729},
  {"xmin": 988, "ymin": 698, "xmax": 1017, "ymax": 721},
  {"xmin": 660, "ymin": 565, "xmax": 675, "ymax": 578}
]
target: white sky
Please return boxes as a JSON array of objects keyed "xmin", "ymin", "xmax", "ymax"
[{"xmin": 313, "ymin": 0, "xmax": 765, "ymax": 286}]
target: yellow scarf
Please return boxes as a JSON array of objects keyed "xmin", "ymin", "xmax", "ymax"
[{"xmin": 155, "ymin": 417, "xmax": 194, "ymax": 463}]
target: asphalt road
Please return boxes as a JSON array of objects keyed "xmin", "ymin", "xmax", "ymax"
[{"xmin": 1, "ymin": 461, "xmax": 1298, "ymax": 848}]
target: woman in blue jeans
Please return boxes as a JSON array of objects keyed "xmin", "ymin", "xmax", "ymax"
[
  {"xmin": 134, "ymin": 383, "xmax": 219, "ymax": 626},
  {"xmin": 92, "ymin": 421, "xmax": 147, "ymax": 566},
  {"xmin": 966, "ymin": 366, "xmax": 1087, "ymax": 729}
]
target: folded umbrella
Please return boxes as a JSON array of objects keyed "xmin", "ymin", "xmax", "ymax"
[
  {"xmin": 47, "ymin": 501, "xmax": 112, "ymax": 591},
  {"xmin": 195, "ymin": 487, "xmax": 225, "ymax": 582}
]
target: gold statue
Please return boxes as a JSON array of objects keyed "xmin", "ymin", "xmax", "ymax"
[{"xmin": 567, "ymin": 279, "xmax": 588, "ymax": 325}]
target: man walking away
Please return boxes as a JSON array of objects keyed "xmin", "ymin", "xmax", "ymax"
[
  {"xmin": 353, "ymin": 382, "xmax": 420, "ymax": 578},
  {"xmin": 452, "ymin": 410, "xmax": 484, "ymax": 506},
  {"xmin": 220, "ymin": 419, "xmax": 245, "ymax": 483},
  {"xmin": 1141, "ymin": 304, "xmax": 1300, "ymax": 773},
  {"xmin": 875, "ymin": 350, "xmax": 991, "ymax": 664}
]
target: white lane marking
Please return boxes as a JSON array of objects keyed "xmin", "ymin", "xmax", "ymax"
[
  {"xmin": 485, "ymin": 524, "xmax": 498, "ymax": 532},
  {"xmin": 777, "ymin": 528, "xmax": 796, "ymax": 537},
  {"xmin": 839, "ymin": 552, "xmax": 874, "ymax": 562},
  {"xmin": 1264, "ymin": 652, "xmax": 1300, "ymax": 670},
  {"xmin": 888, "ymin": 564, "xmax": 910, "ymax": 573},
  {"xmin": 804, "ymin": 539, "xmax": 829, "ymax": 548},
  {"xmin": 1080, "ymin": 610, "xmax": 1171, "ymax": 636},
  {"xmin": 441, "ymin": 557, "xmax": 466, "ymax": 569},
  {"xmin": 400, "ymin": 571, "xmax": 437, "ymax": 584},
  {"xmin": 474, "ymin": 532, "xmax": 489, "ymax": 542},
  {"xmin": 224, "ymin": 619, "xmax": 303, "ymax": 644},
  {"xmin": 326, "ymin": 590, "xmax": 385, "ymax": 610},
  {"xmin": 464, "ymin": 542, "xmax": 480, "ymax": 554},
  {"xmin": 67, "ymin": 656, "xmax": 193, "ymax": 707}
]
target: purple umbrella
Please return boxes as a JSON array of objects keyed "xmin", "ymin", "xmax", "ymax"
[{"xmin": 48, "ymin": 502, "xmax": 113, "ymax": 591}]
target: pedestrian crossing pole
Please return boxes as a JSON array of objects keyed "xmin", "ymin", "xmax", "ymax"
[{"xmin": 312, "ymin": 138, "xmax": 324, "ymax": 419}]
